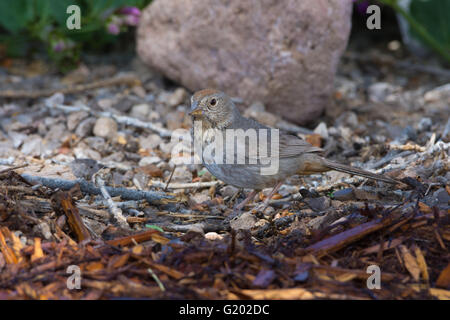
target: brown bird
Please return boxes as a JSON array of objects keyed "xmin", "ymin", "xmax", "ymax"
[{"xmin": 189, "ymin": 88, "xmax": 398, "ymax": 211}]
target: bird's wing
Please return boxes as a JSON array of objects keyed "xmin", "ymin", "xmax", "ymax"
[
  {"xmin": 278, "ymin": 133, "xmax": 323, "ymax": 158},
  {"xmin": 227, "ymin": 116, "xmax": 322, "ymax": 162}
]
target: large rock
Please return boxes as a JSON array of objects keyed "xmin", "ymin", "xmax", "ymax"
[{"xmin": 137, "ymin": 0, "xmax": 352, "ymax": 125}]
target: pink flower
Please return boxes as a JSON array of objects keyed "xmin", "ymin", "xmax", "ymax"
[
  {"xmin": 119, "ymin": 6, "xmax": 141, "ymax": 17},
  {"xmin": 124, "ymin": 14, "xmax": 140, "ymax": 26},
  {"xmin": 52, "ymin": 40, "xmax": 65, "ymax": 52},
  {"xmin": 107, "ymin": 23, "xmax": 120, "ymax": 35}
]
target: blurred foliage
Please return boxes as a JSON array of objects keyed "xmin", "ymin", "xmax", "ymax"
[
  {"xmin": 409, "ymin": 0, "xmax": 450, "ymax": 52},
  {"xmin": 379, "ymin": 0, "xmax": 450, "ymax": 62},
  {"xmin": 0, "ymin": 0, "xmax": 151, "ymax": 71}
]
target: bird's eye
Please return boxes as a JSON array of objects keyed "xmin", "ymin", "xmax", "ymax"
[{"xmin": 209, "ymin": 98, "xmax": 217, "ymax": 107}]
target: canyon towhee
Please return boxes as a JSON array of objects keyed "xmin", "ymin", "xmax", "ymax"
[{"xmin": 189, "ymin": 88, "xmax": 398, "ymax": 211}]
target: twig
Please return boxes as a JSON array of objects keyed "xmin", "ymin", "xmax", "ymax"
[
  {"xmin": 164, "ymin": 165, "xmax": 176, "ymax": 191},
  {"xmin": 0, "ymin": 164, "xmax": 28, "ymax": 174},
  {"xmin": 366, "ymin": 150, "xmax": 413, "ymax": 170},
  {"xmin": 94, "ymin": 174, "xmax": 129, "ymax": 229},
  {"xmin": 151, "ymin": 180, "xmax": 220, "ymax": 189},
  {"xmin": 306, "ymin": 217, "xmax": 395, "ymax": 257},
  {"xmin": 0, "ymin": 75, "xmax": 141, "ymax": 98},
  {"xmin": 106, "ymin": 229, "xmax": 159, "ymax": 246},
  {"xmin": 161, "ymin": 222, "xmax": 225, "ymax": 233},
  {"xmin": 20, "ymin": 174, "xmax": 173, "ymax": 203},
  {"xmin": 156, "ymin": 211, "xmax": 224, "ymax": 220},
  {"xmin": 389, "ymin": 143, "xmax": 426, "ymax": 153},
  {"xmin": 92, "ymin": 199, "xmax": 146, "ymax": 209}
]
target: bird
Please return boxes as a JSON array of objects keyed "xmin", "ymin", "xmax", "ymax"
[{"xmin": 189, "ymin": 88, "xmax": 398, "ymax": 212}]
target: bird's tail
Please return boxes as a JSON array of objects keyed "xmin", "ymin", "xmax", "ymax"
[{"xmin": 322, "ymin": 159, "xmax": 398, "ymax": 184}]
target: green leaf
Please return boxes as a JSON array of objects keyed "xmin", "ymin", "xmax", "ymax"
[
  {"xmin": 145, "ymin": 225, "xmax": 164, "ymax": 233},
  {"xmin": 0, "ymin": 0, "xmax": 33, "ymax": 33},
  {"xmin": 47, "ymin": 0, "xmax": 78, "ymax": 26},
  {"xmin": 409, "ymin": 0, "xmax": 450, "ymax": 51}
]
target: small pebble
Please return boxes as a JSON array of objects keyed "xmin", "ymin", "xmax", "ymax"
[
  {"xmin": 333, "ymin": 188, "xmax": 354, "ymax": 201},
  {"xmin": 205, "ymin": 232, "xmax": 223, "ymax": 241},
  {"xmin": 93, "ymin": 117, "xmax": 118, "ymax": 138}
]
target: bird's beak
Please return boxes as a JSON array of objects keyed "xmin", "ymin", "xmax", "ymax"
[{"xmin": 189, "ymin": 107, "xmax": 203, "ymax": 117}]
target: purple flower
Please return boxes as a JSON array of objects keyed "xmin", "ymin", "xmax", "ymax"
[
  {"xmin": 119, "ymin": 6, "xmax": 141, "ymax": 17},
  {"xmin": 107, "ymin": 23, "xmax": 120, "ymax": 35},
  {"xmin": 124, "ymin": 14, "xmax": 140, "ymax": 26},
  {"xmin": 52, "ymin": 40, "xmax": 65, "ymax": 52}
]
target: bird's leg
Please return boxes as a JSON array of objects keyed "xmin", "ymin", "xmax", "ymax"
[
  {"xmin": 223, "ymin": 190, "xmax": 259, "ymax": 225},
  {"xmin": 235, "ymin": 190, "xmax": 258, "ymax": 211},
  {"xmin": 258, "ymin": 181, "xmax": 283, "ymax": 212}
]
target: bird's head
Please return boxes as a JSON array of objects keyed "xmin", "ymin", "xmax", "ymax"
[{"xmin": 189, "ymin": 89, "xmax": 239, "ymax": 129}]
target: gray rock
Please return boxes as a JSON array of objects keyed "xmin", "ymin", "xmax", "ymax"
[
  {"xmin": 313, "ymin": 122, "xmax": 329, "ymax": 139},
  {"xmin": 8, "ymin": 131, "xmax": 27, "ymax": 149},
  {"xmin": 44, "ymin": 123, "xmax": 68, "ymax": 143},
  {"xmin": 433, "ymin": 188, "xmax": 450, "ymax": 205},
  {"xmin": 278, "ymin": 185, "xmax": 298, "ymax": 197},
  {"xmin": 138, "ymin": 156, "xmax": 162, "ymax": 166},
  {"xmin": 102, "ymin": 151, "xmax": 125, "ymax": 163},
  {"xmin": 73, "ymin": 146, "xmax": 102, "ymax": 161},
  {"xmin": 191, "ymin": 192, "xmax": 210, "ymax": 204},
  {"xmin": 21, "ymin": 135, "xmax": 43, "ymax": 156},
  {"xmin": 69, "ymin": 159, "xmax": 104, "ymax": 180},
  {"xmin": 84, "ymin": 137, "xmax": 107, "ymax": 153},
  {"xmin": 159, "ymin": 140, "xmax": 177, "ymax": 154},
  {"xmin": 171, "ymin": 166, "xmax": 193, "ymax": 182},
  {"xmin": 220, "ymin": 185, "xmax": 239, "ymax": 198},
  {"xmin": 167, "ymin": 88, "xmax": 188, "ymax": 107},
  {"xmin": 307, "ymin": 210, "xmax": 340, "ymax": 230},
  {"xmin": 333, "ymin": 188, "xmax": 354, "ymax": 201},
  {"xmin": 230, "ymin": 212, "xmax": 256, "ymax": 231},
  {"xmin": 368, "ymin": 82, "xmax": 398, "ymax": 103},
  {"xmin": 137, "ymin": 0, "xmax": 353, "ymax": 125},
  {"xmin": 166, "ymin": 111, "xmax": 185, "ymax": 130},
  {"xmin": 335, "ymin": 111, "xmax": 358, "ymax": 128},
  {"xmin": 354, "ymin": 188, "xmax": 379, "ymax": 201},
  {"xmin": 67, "ymin": 111, "xmax": 89, "ymax": 131},
  {"xmin": 75, "ymin": 117, "xmax": 96, "ymax": 138},
  {"xmin": 139, "ymin": 134, "xmax": 162, "ymax": 150},
  {"xmin": 417, "ymin": 117, "xmax": 432, "ymax": 132},
  {"xmin": 130, "ymin": 104, "xmax": 151, "ymax": 119},
  {"xmin": 305, "ymin": 196, "xmax": 330, "ymax": 212},
  {"xmin": 93, "ymin": 117, "xmax": 118, "ymax": 138},
  {"xmin": 400, "ymin": 125, "xmax": 417, "ymax": 142},
  {"xmin": 133, "ymin": 172, "xmax": 150, "ymax": 190}
]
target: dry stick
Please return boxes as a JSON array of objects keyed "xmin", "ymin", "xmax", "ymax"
[
  {"xmin": 53, "ymin": 191, "xmax": 91, "ymax": 242},
  {"xmin": 0, "ymin": 75, "xmax": 141, "ymax": 99},
  {"xmin": 164, "ymin": 165, "xmax": 176, "ymax": 192},
  {"xmin": 20, "ymin": 174, "xmax": 173, "ymax": 203},
  {"xmin": 151, "ymin": 180, "xmax": 220, "ymax": 189},
  {"xmin": 106, "ymin": 229, "xmax": 159, "ymax": 246},
  {"xmin": 94, "ymin": 174, "xmax": 129, "ymax": 229},
  {"xmin": 0, "ymin": 164, "xmax": 28, "ymax": 174},
  {"xmin": 306, "ymin": 217, "xmax": 395, "ymax": 257},
  {"xmin": 47, "ymin": 102, "xmax": 172, "ymax": 137}
]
